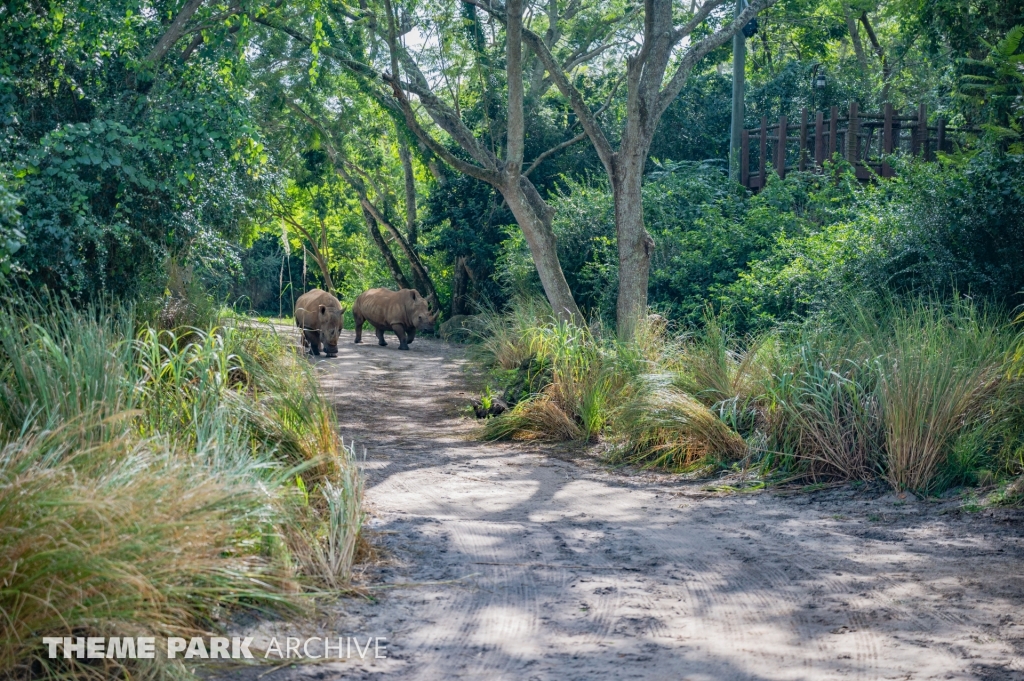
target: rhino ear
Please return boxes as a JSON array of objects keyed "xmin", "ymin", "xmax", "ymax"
[{"xmin": 319, "ymin": 305, "xmax": 327, "ymax": 315}]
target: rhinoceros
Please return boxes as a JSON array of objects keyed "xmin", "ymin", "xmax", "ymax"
[
  {"xmin": 352, "ymin": 288, "xmax": 437, "ymax": 351},
  {"xmin": 294, "ymin": 288, "xmax": 345, "ymax": 358}
]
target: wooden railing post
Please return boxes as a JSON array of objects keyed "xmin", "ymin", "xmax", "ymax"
[
  {"xmin": 829, "ymin": 106, "xmax": 838, "ymax": 160},
  {"xmin": 741, "ymin": 130, "xmax": 750, "ymax": 188},
  {"xmin": 777, "ymin": 115, "xmax": 787, "ymax": 179},
  {"xmin": 847, "ymin": 102, "xmax": 859, "ymax": 165},
  {"xmin": 758, "ymin": 116, "xmax": 767, "ymax": 187},
  {"xmin": 882, "ymin": 102, "xmax": 893, "ymax": 177},
  {"xmin": 815, "ymin": 110, "xmax": 825, "ymax": 168},
  {"xmin": 936, "ymin": 118, "xmax": 946, "ymax": 156},
  {"xmin": 915, "ymin": 103, "xmax": 927, "ymax": 158},
  {"xmin": 799, "ymin": 109, "xmax": 808, "ymax": 171}
]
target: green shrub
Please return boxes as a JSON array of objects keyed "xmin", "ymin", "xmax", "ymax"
[{"xmin": 724, "ymin": 151, "xmax": 1024, "ymax": 328}]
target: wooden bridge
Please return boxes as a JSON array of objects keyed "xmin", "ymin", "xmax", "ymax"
[{"xmin": 740, "ymin": 103, "xmax": 974, "ymax": 190}]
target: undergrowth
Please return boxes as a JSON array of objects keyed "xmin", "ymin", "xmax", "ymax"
[
  {"xmin": 470, "ymin": 296, "xmax": 1024, "ymax": 493},
  {"xmin": 0, "ymin": 296, "xmax": 363, "ymax": 680}
]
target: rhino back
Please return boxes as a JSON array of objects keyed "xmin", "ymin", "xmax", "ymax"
[
  {"xmin": 354, "ymin": 288, "xmax": 412, "ymax": 327},
  {"xmin": 295, "ymin": 288, "xmax": 342, "ymax": 329}
]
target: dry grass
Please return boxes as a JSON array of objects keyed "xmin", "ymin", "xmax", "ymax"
[
  {"xmin": 613, "ymin": 378, "xmax": 748, "ymax": 471},
  {"xmin": 0, "ymin": 299, "xmax": 363, "ymax": 679},
  {"xmin": 482, "ymin": 390, "xmax": 584, "ymax": 441},
  {"xmin": 472, "ymin": 297, "xmax": 1023, "ymax": 492}
]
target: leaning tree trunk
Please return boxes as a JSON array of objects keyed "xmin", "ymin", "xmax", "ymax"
[
  {"xmin": 399, "ymin": 142, "xmax": 418, "ymax": 246},
  {"xmin": 611, "ymin": 156, "xmax": 654, "ymax": 339},
  {"xmin": 308, "ymin": 247, "xmax": 335, "ymax": 294},
  {"xmin": 452, "ymin": 256, "xmax": 470, "ymax": 317},
  {"xmin": 501, "ymin": 178, "xmax": 582, "ymax": 323},
  {"xmin": 374, "ymin": 213, "xmax": 441, "ymax": 313},
  {"xmin": 362, "ymin": 207, "xmax": 412, "ymax": 290}
]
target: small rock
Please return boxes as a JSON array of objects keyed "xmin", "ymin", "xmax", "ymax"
[{"xmin": 439, "ymin": 314, "xmax": 478, "ymax": 342}]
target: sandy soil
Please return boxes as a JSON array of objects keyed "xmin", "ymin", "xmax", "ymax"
[{"xmin": 220, "ymin": 330, "xmax": 1024, "ymax": 681}]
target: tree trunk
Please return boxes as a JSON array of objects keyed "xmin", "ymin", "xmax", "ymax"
[
  {"xmin": 356, "ymin": 192, "xmax": 441, "ymax": 311},
  {"xmin": 361, "ymin": 206, "xmax": 412, "ymax": 290},
  {"xmin": 309, "ymin": 249, "xmax": 335, "ymax": 293},
  {"xmin": 399, "ymin": 142, "xmax": 418, "ymax": 246},
  {"xmin": 378, "ymin": 0, "xmax": 581, "ymax": 324},
  {"xmin": 859, "ymin": 13, "xmax": 891, "ymax": 104},
  {"xmin": 501, "ymin": 179, "xmax": 582, "ymax": 323},
  {"xmin": 844, "ymin": 4, "xmax": 868, "ymax": 74},
  {"xmin": 611, "ymin": 157, "xmax": 654, "ymax": 339},
  {"xmin": 452, "ymin": 256, "xmax": 470, "ymax": 316}
]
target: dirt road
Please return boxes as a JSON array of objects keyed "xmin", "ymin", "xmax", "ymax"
[{"xmin": 228, "ymin": 330, "xmax": 1024, "ymax": 680}]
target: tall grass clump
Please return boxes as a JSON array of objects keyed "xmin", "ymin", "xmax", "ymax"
[
  {"xmin": 609, "ymin": 314, "xmax": 753, "ymax": 470},
  {"xmin": 756, "ymin": 315, "xmax": 884, "ymax": 481},
  {"xmin": 474, "ymin": 302, "xmax": 749, "ymax": 463},
  {"xmin": 0, "ymin": 296, "xmax": 362, "ymax": 680},
  {"xmin": 859, "ymin": 299, "xmax": 1014, "ymax": 492},
  {"xmin": 479, "ymin": 316, "xmax": 602, "ymax": 441},
  {"xmin": 469, "ymin": 296, "xmax": 1024, "ymax": 494},
  {"xmin": 614, "ymin": 376, "xmax": 748, "ymax": 471}
]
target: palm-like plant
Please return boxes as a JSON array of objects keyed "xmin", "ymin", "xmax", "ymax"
[{"xmin": 959, "ymin": 25, "xmax": 1024, "ymax": 152}]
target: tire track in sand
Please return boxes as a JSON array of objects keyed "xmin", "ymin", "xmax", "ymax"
[{"xmin": 219, "ymin": 329, "xmax": 1024, "ymax": 681}]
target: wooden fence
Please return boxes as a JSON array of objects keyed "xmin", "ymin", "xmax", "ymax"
[{"xmin": 740, "ymin": 103, "xmax": 974, "ymax": 191}]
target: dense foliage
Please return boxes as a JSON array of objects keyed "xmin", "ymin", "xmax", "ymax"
[
  {"xmin": 2, "ymin": 0, "xmax": 1021, "ymax": 326},
  {"xmin": 0, "ymin": 0, "xmax": 273, "ymax": 298},
  {"xmin": 493, "ymin": 148, "xmax": 1024, "ymax": 331}
]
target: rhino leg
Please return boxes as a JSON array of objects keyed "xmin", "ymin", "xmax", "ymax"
[
  {"xmin": 375, "ymin": 326, "xmax": 388, "ymax": 346},
  {"xmin": 405, "ymin": 327, "xmax": 416, "ymax": 345},
  {"xmin": 302, "ymin": 329, "xmax": 321, "ymax": 356},
  {"xmin": 392, "ymin": 324, "xmax": 410, "ymax": 350},
  {"xmin": 353, "ymin": 315, "xmax": 364, "ymax": 343}
]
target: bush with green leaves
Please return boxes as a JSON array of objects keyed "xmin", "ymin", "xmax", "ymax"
[
  {"xmin": 496, "ymin": 162, "xmax": 761, "ymax": 324},
  {"xmin": 726, "ymin": 150, "xmax": 1024, "ymax": 327},
  {"xmin": 0, "ymin": 177, "xmax": 23, "ymax": 277},
  {"xmin": 1, "ymin": 0, "xmax": 274, "ymax": 300}
]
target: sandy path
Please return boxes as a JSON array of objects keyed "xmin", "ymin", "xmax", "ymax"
[{"xmin": 225, "ymin": 330, "xmax": 1024, "ymax": 681}]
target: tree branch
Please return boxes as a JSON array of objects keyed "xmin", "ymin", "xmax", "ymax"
[
  {"xmin": 147, "ymin": 0, "xmax": 206, "ymax": 64},
  {"xmin": 671, "ymin": 0, "xmax": 728, "ymax": 42},
  {"xmin": 523, "ymin": 73, "xmax": 621, "ymax": 177},
  {"xmin": 382, "ymin": 77, "xmax": 502, "ymax": 185},
  {"xmin": 252, "ymin": 15, "xmax": 379, "ymax": 79},
  {"xmin": 520, "ymin": 26, "xmax": 616, "ymax": 174},
  {"xmin": 523, "ymin": 131, "xmax": 586, "ymax": 177},
  {"xmin": 659, "ymin": 0, "xmax": 776, "ymax": 117},
  {"xmin": 382, "ymin": 31, "xmax": 499, "ymax": 171}
]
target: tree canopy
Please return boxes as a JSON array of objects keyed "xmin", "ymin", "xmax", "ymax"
[{"xmin": 1, "ymin": 0, "xmax": 1021, "ymax": 329}]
